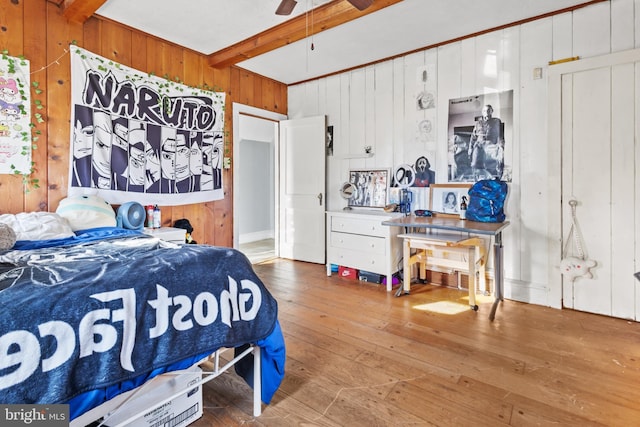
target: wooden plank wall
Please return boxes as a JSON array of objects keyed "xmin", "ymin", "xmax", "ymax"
[{"xmin": 0, "ymin": 0, "xmax": 287, "ymax": 247}]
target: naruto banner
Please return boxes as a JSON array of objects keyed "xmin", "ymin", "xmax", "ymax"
[{"xmin": 69, "ymin": 46, "xmax": 225, "ymax": 205}]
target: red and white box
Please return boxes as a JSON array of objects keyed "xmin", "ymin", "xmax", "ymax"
[{"xmin": 338, "ymin": 266, "xmax": 358, "ymax": 280}]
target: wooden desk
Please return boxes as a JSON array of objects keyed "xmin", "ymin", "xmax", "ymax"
[{"xmin": 382, "ymin": 215, "xmax": 510, "ymax": 321}]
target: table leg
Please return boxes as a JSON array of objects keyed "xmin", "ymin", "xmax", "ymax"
[
  {"xmin": 468, "ymin": 246, "xmax": 478, "ymax": 311},
  {"xmin": 477, "ymin": 245, "xmax": 488, "ymax": 295},
  {"xmin": 489, "ymin": 232, "xmax": 503, "ymax": 321},
  {"xmin": 419, "ymin": 253, "xmax": 427, "ymax": 283},
  {"xmin": 397, "ymin": 238, "xmax": 412, "ymax": 297}
]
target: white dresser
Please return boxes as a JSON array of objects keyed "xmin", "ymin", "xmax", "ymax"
[{"xmin": 326, "ymin": 210, "xmax": 403, "ymax": 291}]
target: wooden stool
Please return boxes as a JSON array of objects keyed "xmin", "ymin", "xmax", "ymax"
[{"xmin": 398, "ymin": 232, "xmax": 487, "ymax": 310}]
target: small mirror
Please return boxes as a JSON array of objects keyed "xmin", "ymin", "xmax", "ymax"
[
  {"xmin": 339, "ymin": 182, "xmax": 357, "ymax": 210},
  {"xmin": 339, "ymin": 182, "xmax": 357, "ymax": 200}
]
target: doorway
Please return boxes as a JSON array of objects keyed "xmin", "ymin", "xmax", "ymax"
[{"xmin": 232, "ymin": 103, "xmax": 287, "ymax": 263}]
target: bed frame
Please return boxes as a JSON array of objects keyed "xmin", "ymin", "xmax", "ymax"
[{"xmin": 70, "ymin": 346, "xmax": 262, "ymax": 427}]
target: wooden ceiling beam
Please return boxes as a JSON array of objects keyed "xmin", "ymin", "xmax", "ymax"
[
  {"xmin": 208, "ymin": 0, "xmax": 403, "ymax": 68},
  {"xmin": 61, "ymin": 0, "xmax": 108, "ymax": 24}
]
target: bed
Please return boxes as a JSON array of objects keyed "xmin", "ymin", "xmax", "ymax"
[{"xmin": 0, "ymin": 211, "xmax": 285, "ymax": 426}]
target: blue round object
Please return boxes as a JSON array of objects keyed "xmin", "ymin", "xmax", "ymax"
[{"xmin": 117, "ymin": 202, "xmax": 146, "ymax": 230}]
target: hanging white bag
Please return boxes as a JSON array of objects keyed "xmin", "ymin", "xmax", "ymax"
[{"xmin": 560, "ymin": 199, "xmax": 596, "ymax": 282}]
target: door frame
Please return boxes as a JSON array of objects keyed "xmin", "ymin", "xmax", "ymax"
[{"xmin": 232, "ymin": 103, "xmax": 287, "ymax": 251}]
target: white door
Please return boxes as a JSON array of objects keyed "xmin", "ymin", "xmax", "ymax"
[
  {"xmin": 279, "ymin": 115, "xmax": 326, "ymax": 263},
  {"xmin": 552, "ymin": 50, "xmax": 640, "ymax": 319}
]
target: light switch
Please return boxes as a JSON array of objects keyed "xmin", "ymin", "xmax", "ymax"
[{"xmin": 533, "ymin": 67, "xmax": 543, "ymax": 80}]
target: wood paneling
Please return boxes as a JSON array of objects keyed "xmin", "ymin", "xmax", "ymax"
[
  {"xmin": 44, "ymin": 0, "xmax": 78, "ymax": 211},
  {"xmin": 0, "ymin": 0, "xmax": 26, "ymax": 212},
  {"xmin": 0, "ymin": 0, "xmax": 288, "ymax": 248},
  {"xmin": 23, "ymin": 0, "xmax": 49, "ymax": 212}
]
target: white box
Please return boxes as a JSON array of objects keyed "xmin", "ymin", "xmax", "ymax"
[
  {"xmin": 104, "ymin": 366, "xmax": 203, "ymax": 427},
  {"xmin": 143, "ymin": 227, "xmax": 186, "ymax": 244}
]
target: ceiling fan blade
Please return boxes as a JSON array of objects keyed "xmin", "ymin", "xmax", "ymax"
[
  {"xmin": 276, "ymin": 0, "xmax": 297, "ymax": 15},
  {"xmin": 347, "ymin": 0, "xmax": 374, "ymax": 11}
]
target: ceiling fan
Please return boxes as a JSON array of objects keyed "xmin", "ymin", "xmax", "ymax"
[{"xmin": 276, "ymin": 0, "xmax": 374, "ymax": 15}]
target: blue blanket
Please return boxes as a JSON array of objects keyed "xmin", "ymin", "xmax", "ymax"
[
  {"xmin": 0, "ymin": 229, "xmax": 284, "ymax": 419},
  {"xmin": 10, "ymin": 226, "xmax": 145, "ymax": 250}
]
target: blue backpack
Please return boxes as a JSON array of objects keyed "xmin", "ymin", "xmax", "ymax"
[{"xmin": 466, "ymin": 178, "xmax": 508, "ymax": 222}]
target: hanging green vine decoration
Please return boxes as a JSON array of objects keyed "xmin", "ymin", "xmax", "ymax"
[{"xmin": 2, "ymin": 43, "xmax": 231, "ymax": 194}]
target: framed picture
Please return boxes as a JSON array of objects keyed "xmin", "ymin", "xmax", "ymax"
[
  {"xmin": 347, "ymin": 169, "xmax": 390, "ymax": 208},
  {"xmin": 429, "ymin": 183, "xmax": 471, "ymax": 217}
]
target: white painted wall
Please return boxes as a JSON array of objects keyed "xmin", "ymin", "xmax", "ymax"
[
  {"xmin": 238, "ymin": 139, "xmax": 274, "ymax": 243},
  {"xmin": 236, "ymin": 113, "xmax": 277, "ymax": 245},
  {"xmin": 287, "ymin": 0, "xmax": 640, "ymax": 310}
]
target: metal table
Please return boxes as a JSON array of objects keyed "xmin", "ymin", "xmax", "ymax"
[{"xmin": 381, "ymin": 215, "xmax": 510, "ymax": 321}]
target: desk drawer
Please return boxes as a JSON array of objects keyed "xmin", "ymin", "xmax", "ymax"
[
  {"xmin": 330, "ymin": 232, "xmax": 386, "ymax": 255},
  {"xmin": 330, "ymin": 216, "xmax": 387, "ymax": 237}
]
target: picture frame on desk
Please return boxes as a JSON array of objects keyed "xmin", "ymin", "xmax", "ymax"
[{"xmin": 429, "ymin": 183, "xmax": 471, "ymax": 218}]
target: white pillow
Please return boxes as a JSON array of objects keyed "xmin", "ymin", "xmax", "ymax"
[
  {"xmin": 56, "ymin": 195, "xmax": 116, "ymax": 231},
  {"xmin": 0, "ymin": 212, "xmax": 75, "ymax": 241}
]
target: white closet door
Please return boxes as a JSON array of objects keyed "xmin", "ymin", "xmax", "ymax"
[{"xmin": 555, "ymin": 50, "xmax": 639, "ymax": 319}]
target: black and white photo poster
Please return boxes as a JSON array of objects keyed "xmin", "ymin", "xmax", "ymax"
[
  {"xmin": 69, "ymin": 46, "xmax": 225, "ymax": 205},
  {"xmin": 447, "ymin": 90, "xmax": 513, "ymax": 183}
]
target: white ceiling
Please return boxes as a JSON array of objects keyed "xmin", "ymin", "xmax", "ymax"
[{"xmin": 96, "ymin": 0, "xmax": 597, "ymax": 85}]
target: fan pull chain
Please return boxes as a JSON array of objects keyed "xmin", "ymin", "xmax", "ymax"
[{"xmin": 310, "ymin": 0, "xmax": 315, "ymax": 50}]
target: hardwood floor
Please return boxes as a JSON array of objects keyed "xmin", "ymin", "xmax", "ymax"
[
  {"xmin": 240, "ymin": 238, "xmax": 276, "ymax": 264},
  {"xmin": 192, "ymin": 259, "xmax": 640, "ymax": 426}
]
